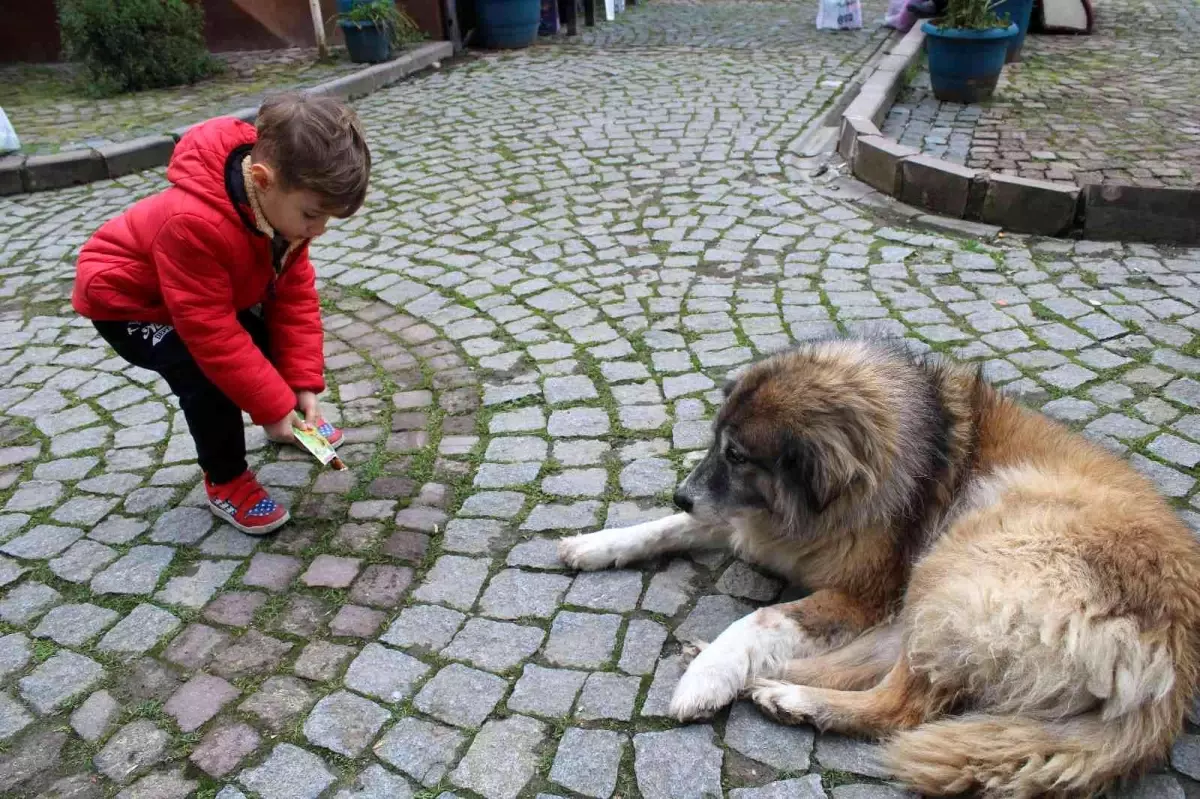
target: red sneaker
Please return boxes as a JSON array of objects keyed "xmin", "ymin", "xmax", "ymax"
[
  {"xmin": 205, "ymin": 470, "xmax": 290, "ymax": 535},
  {"xmin": 312, "ymin": 418, "xmax": 343, "ymax": 447}
]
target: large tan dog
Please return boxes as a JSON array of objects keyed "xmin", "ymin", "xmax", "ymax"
[{"xmin": 559, "ymin": 338, "xmax": 1200, "ymax": 798}]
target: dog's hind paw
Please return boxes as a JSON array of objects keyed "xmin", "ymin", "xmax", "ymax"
[
  {"xmin": 557, "ymin": 532, "xmax": 620, "ymax": 571},
  {"xmin": 749, "ymin": 678, "xmax": 817, "ymax": 726}
]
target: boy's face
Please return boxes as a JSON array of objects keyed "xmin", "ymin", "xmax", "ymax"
[{"xmin": 250, "ymin": 162, "xmax": 333, "ymax": 241}]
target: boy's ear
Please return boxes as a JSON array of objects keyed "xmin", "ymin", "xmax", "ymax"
[{"xmin": 249, "ymin": 162, "xmax": 275, "ymax": 191}]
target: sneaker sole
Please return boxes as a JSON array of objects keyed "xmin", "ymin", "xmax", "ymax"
[{"xmin": 208, "ymin": 502, "xmax": 290, "ymax": 536}]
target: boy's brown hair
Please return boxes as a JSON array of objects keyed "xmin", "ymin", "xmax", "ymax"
[{"xmin": 253, "ymin": 93, "xmax": 371, "ymax": 218}]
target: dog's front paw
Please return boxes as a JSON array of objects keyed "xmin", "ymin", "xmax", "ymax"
[
  {"xmin": 557, "ymin": 532, "xmax": 621, "ymax": 571},
  {"xmin": 749, "ymin": 678, "xmax": 816, "ymax": 726},
  {"xmin": 669, "ymin": 657, "xmax": 743, "ymax": 722}
]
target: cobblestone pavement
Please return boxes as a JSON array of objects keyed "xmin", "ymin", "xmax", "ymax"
[
  {"xmin": 4, "ymin": 1, "xmax": 1200, "ymax": 798},
  {"xmin": 883, "ymin": 0, "xmax": 1200, "ymax": 188},
  {"xmin": 0, "ymin": 48, "xmax": 364, "ymax": 156}
]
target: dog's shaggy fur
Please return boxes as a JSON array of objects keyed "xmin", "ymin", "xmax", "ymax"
[{"xmin": 559, "ymin": 338, "xmax": 1200, "ymax": 798}]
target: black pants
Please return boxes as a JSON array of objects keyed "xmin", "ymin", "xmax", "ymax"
[{"xmin": 95, "ymin": 311, "xmax": 269, "ymax": 485}]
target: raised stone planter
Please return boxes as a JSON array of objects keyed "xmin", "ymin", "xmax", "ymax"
[
  {"xmin": 0, "ymin": 41, "xmax": 453, "ymax": 197},
  {"xmin": 835, "ymin": 25, "xmax": 1199, "ymax": 244}
]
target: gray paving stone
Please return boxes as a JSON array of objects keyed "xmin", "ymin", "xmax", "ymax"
[
  {"xmin": 726, "ymin": 701, "xmax": 814, "ymax": 770},
  {"xmin": 1110, "ymin": 774, "xmax": 1186, "ymax": 799},
  {"xmin": 730, "ymin": 776, "xmax": 829, "ymax": 799},
  {"xmin": 444, "ymin": 518, "xmax": 507, "ymax": 554},
  {"xmin": 375, "ymin": 716, "xmax": 466, "ymax": 787},
  {"xmin": 459, "ymin": 491, "xmax": 526, "ymax": 518},
  {"xmin": 507, "ymin": 663, "xmax": 587, "ymax": 718},
  {"xmin": 1, "ymin": 524, "xmax": 83, "ymax": 559},
  {"xmin": 450, "ymin": 715, "xmax": 545, "ymax": 799},
  {"xmin": 150, "ymin": 507, "xmax": 213, "ymax": 544},
  {"xmin": 576, "ymin": 671, "xmax": 640, "ymax": 721},
  {"xmin": 210, "ymin": 630, "xmax": 294, "ymax": 680},
  {"xmin": 620, "ymin": 458, "xmax": 677, "ymax": 496},
  {"xmin": 474, "ymin": 461, "xmax": 542, "ymax": 488},
  {"xmin": 634, "ymin": 726, "xmax": 724, "ymax": 799},
  {"xmin": 479, "ymin": 569, "xmax": 572, "ymax": 619},
  {"xmin": 543, "ymin": 467, "xmax": 608, "ymax": 497},
  {"xmin": 548, "ymin": 407, "xmax": 610, "ymax": 436},
  {"xmin": 165, "ymin": 674, "xmax": 239, "ymax": 732},
  {"xmin": 33, "ymin": 602, "xmax": 118, "ymax": 646},
  {"xmin": 0, "ymin": 581, "xmax": 62, "ymax": 625},
  {"xmin": 412, "ymin": 555, "xmax": 490, "ymax": 611},
  {"xmin": 0, "ymin": 633, "xmax": 32, "ymax": 682},
  {"xmin": 522, "ymin": 500, "xmax": 602, "ymax": 531},
  {"xmin": 814, "ymin": 734, "xmax": 890, "ymax": 778},
  {"xmin": 238, "ymin": 744, "xmax": 335, "ymax": 799},
  {"xmin": 642, "ymin": 559, "xmax": 699, "ymax": 616},
  {"xmin": 381, "ymin": 604, "xmax": 466, "ymax": 651},
  {"xmin": 1171, "ymin": 733, "xmax": 1200, "ymax": 780},
  {"xmin": 115, "ymin": 767, "xmax": 198, "ymax": 799},
  {"xmin": 70, "ymin": 689, "xmax": 119, "ymax": 742},
  {"xmin": 18, "ymin": 650, "xmax": 104, "ymax": 714},
  {"xmin": 303, "ymin": 690, "xmax": 389, "ymax": 757},
  {"xmin": 95, "ymin": 719, "xmax": 170, "ymax": 784},
  {"xmin": 97, "ymin": 603, "xmax": 181, "ymax": 656},
  {"xmin": 91, "ymin": 545, "xmax": 174, "ymax": 595},
  {"xmin": 565, "ymin": 569, "xmax": 643, "ymax": 611},
  {"xmin": 333, "ymin": 764, "xmax": 414, "ymax": 799},
  {"xmin": 676, "ymin": 593, "xmax": 754, "ymax": 644},
  {"xmin": 442, "ymin": 617, "xmax": 545, "ymax": 672},
  {"xmin": 544, "ymin": 611, "xmax": 622, "ymax": 668},
  {"xmin": 156, "ymin": 559, "xmax": 238, "ymax": 608},
  {"xmin": 550, "ymin": 727, "xmax": 626, "ymax": 799},
  {"xmin": 4, "ymin": 480, "xmax": 64, "ymax": 512},
  {"xmin": 0, "ymin": 690, "xmax": 33, "ymax": 741},
  {"xmin": 717, "ymin": 561, "xmax": 783, "ymax": 601},
  {"xmin": 344, "ymin": 643, "xmax": 430, "ymax": 704},
  {"xmin": 239, "ymin": 676, "xmax": 316, "ymax": 732},
  {"xmin": 641, "ymin": 655, "xmax": 687, "ymax": 717},
  {"xmin": 49, "ymin": 539, "xmax": 119, "ymax": 583},
  {"xmin": 414, "ymin": 663, "xmax": 508, "ymax": 728}
]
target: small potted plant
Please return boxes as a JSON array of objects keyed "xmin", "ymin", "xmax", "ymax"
[
  {"xmin": 922, "ymin": 0, "xmax": 1018, "ymax": 104},
  {"xmin": 334, "ymin": 0, "xmax": 423, "ymax": 64}
]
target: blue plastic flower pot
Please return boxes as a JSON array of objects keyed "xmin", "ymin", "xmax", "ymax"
[
  {"xmin": 922, "ymin": 21, "xmax": 1019, "ymax": 104},
  {"xmin": 340, "ymin": 21, "xmax": 392, "ymax": 63},
  {"xmin": 992, "ymin": 0, "xmax": 1035, "ymax": 61},
  {"xmin": 475, "ymin": 0, "xmax": 542, "ymax": 48}
]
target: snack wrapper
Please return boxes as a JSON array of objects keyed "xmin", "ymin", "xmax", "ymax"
[{"xmin": 293, "ymin": 426, "xmax": 347, "ymax": 470}]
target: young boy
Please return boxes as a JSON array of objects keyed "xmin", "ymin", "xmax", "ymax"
[{"xmin": 73, "ymin": 93, "xmax": 371, "ymax": 535}]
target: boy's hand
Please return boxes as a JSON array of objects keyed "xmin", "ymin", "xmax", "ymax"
[
  {"xmin": 265, "ymin": 411, "xmax": 304, "ymax": 444},
  {"xmin": 296, "ymin": 391, "xmax": 322, "ymax": 427}
]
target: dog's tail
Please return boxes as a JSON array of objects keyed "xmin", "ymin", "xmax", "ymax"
[{"xmin": 882, "ymin": 703, "xmax": 1179, "ymax": 798}]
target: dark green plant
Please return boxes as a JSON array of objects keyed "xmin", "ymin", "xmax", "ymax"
[
  {"xmin": 57, "ymin": 0, "xmax": 218, "ymax": 96},
  {"xmin": 333, "ymin": 0, "xmax": 425, "ymax": 49},
  {"xmin": 938, "ymin": 0, "xmax": 1008, "ymax": 30}
]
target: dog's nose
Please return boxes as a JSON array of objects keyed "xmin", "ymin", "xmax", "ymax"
[{"xmin": 673, "ymin": 491, "xmax": 693, "ymax": 513}]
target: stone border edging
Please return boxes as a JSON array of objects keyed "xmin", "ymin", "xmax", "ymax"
[
  {"xmin": 835, "ymin": 26, "xmax": 1200, "ymax": 245},
  {"xmin": 0, "ymin": 41, "xmax": 454, "ymax": 197}
]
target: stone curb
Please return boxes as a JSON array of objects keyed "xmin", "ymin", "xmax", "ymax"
[
  {"xmin": 0, "ymin": 41, "xmax": 453, "ymax": 197},
  {"xmin": 835, "ymin": 26, "xmax": 1200, "ymax": 245}
]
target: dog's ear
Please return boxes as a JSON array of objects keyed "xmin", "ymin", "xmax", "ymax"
[
  {"xmin": 722, "ymin": 379, "xmax": 738, "ymax": 397},
  {"xmin": 777, "ymin": 433, "xmax": 864, "ymax": 514}
]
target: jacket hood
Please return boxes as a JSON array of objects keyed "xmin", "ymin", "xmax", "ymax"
[{"xmin": 166, "ymin": 117, "xmax": 257, "ymax": 223}]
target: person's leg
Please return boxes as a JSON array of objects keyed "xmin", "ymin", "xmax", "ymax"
[
  {"xmin": 96, "ymin": 321, "xmax": 247, "ymax": 482},
  {"xmin": 94, "ymin": 320, "xmax": 288, "ymax": 534}
]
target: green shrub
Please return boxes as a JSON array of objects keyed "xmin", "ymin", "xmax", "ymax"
[{"xmin": 57, "ymin": 0, "xmax": 218, "ymax": 96}]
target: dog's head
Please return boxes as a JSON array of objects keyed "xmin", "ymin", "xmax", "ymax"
[{"xmin": 674, "ymin": 340, "xmax": 899, "ymax": 536}]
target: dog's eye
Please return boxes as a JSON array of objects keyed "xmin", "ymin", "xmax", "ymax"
[{"xmin": 725, "ymin": 446, "xmax": 746, "ymax": 465}]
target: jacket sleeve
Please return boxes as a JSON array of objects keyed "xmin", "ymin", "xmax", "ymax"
[
  {"xmin": 266, "ymin": 246, "xmax": 326, "ymax": 394},
  {"xmin": 153, "ymin": 215, "xmax": 297, "ymax": 425}
]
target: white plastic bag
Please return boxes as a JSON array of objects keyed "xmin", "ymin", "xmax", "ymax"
[
  {"xmin": 817, "ymin": 0, "xmax": 864, "ymax": 30},
  {"xmin": 0, "ymin": 107, "xmax": 19, "ymax": 155}
]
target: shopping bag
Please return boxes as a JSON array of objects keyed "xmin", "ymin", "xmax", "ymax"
[
  {"xmin": 0, "ymin": 107, "xmax": 19, "ymax": 155},
  {"xmin": 817, "ymin": 0, "xmax": 864, "ymax": 30}
]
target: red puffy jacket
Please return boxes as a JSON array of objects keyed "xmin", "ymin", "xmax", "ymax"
[{"xmin": 72, "ymin": 117, "xmax": 324, "ymax": 425}]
